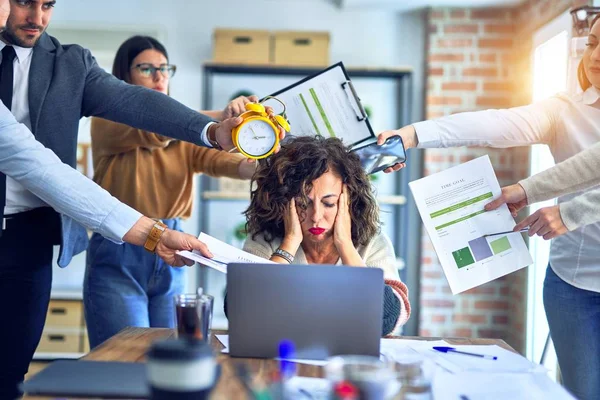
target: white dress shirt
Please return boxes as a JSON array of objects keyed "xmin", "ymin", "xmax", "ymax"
[
  {"xmin": 0, "ymin": 42, "xmax": 48, "ymax": 215},
  {"xmin": 413, "ymin": 87, "xmax": 600, "ymax": 292},
  {"xmin": 0, "ymin": 102, "xmax": 141, "ymax": 241}
]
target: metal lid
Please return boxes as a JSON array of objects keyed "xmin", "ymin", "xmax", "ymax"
[{"xmin": 147, "ymin": 338, "xmax": 213, "ymax": 361}]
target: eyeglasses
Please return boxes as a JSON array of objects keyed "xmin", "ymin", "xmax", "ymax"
[{"xmin": 132, "ymin": 63, "xmax": 177, "ymax": 79}]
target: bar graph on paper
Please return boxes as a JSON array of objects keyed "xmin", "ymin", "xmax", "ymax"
[{"xmin": 410, "ymin": 156, "xmax": 532, "ymax": 293}]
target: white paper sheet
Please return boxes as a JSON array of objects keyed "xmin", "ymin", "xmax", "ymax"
[
  {"xmin": 269, "ymin": 64, "xmax": 373, "ymax": 146},
  {"xmin": 433, "ymin": 370, "xmax": 575, "ymax": 400},
  {"xmin": 416, "ymin": 345, "xmax": 546, "ymax": 374},
  {"xmin": 177, "ymin": 232, "xmax": 274, "ymax": 273},
  {"xmin": 409, "ymin": 155, "xmax": 533, "ymax": 293}
]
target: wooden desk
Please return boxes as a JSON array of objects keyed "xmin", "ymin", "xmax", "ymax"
[{"xmin": 24, "ymin": 327, "xmax": 517, "ymax": 399}]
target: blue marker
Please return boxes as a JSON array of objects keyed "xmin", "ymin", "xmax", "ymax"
[
  {"xmin": 433, "ymin": 346, "xmax": 497, "ymax": 360},
  {"xmin": 279, "ymin": 339, "xmax": 297, "ymax": 379}
]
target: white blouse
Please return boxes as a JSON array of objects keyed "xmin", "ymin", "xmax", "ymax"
[{"xmin": 413, "ymin": 86, "xmax": 600, "ymax": 292}]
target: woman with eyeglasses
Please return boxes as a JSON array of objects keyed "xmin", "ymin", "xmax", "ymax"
[{"xmin": 83, "ymin": 36, "xmax": 257, "ymax": 349}]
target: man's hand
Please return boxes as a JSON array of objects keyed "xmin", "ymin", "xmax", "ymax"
[
  {"xmin": 222, "ymin": 95, "xmax": 259, "ymax": 120},
  {"xmin": 156, "ymin": 229, "xmax": 214, "ymax": 267},
  {"xmin": 484, "ymin": 184, "xmax": 528, "ymax": 217},
  {"xmin": 377, "ymin": 125, "xmax": 417, "ymax": 173}
]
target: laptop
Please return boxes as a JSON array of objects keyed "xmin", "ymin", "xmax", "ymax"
[
  {"xmin": 227, "ymin": 263, "xmax": 384, "ymax": 360},
  {"xmin": 21, "ymin": 360, "xmax": 149, "ymax": 398}
]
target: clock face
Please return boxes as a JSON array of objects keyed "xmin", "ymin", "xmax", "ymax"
[{"xmin": 237, "ymin": 119, "xmax": 277, "ymax": 157}]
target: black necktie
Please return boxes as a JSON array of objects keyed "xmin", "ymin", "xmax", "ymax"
[{"xmin": 0, "ymin": 46, "xmax": 16, "ymax": 231}]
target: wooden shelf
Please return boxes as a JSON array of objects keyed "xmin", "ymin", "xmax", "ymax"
[
  {"xmin": 203, "ymin": 62, "xmax": 412, "ymax": 78},
  {"xmin": 202, "ymin": 191, "xmax": 405, "ymax": 205}
]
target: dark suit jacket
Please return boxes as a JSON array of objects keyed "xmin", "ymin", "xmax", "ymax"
[{"xmin": 29, "ymin": 33, "xmax": 213, "ymax": 266}]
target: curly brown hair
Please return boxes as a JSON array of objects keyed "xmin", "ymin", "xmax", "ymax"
[{"xmin": 244, "ymin": 136, "xmax": 380, "ymax": 247}]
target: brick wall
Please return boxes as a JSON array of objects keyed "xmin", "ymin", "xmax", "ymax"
[{"xmin": 421, "ymin": 0, "xmax": 589, "ymax": 353}]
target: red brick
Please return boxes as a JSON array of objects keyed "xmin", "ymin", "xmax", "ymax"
[
  {"xmin": 479, "ymin": 53, "xmax": 497, "ymax": 63},
  {"xmin": 422, "ymin": 299, "xmax": 454, "ymax": 308},
  {"xmin": 500, "ymin": 286, "xmax": 510, "ymax": 296},
  {"xmin": 450, "ymin": 10, "xmax": 467, "ymax": 19},
  {"xmin": 425, "ymin": 153, "xmax": 448, "ymax": 162},
  {"xmin": 479, "ymin": 38, "xmax": 513, "ymax": 49},
  {"xmin": 420, "ymin": 329, "xmax": 433, "ymax": 337},
  {"xmin": 423, "ymin": 271, "xmax": 443, "ymax": 279},
  {"xmin": 474, "ymin": 300, "xmax": 509, "ymax": 310},
  {"xmin": 463, "ymin": 67, "xmax": 497, "ymax": 77},
  {"xmin": 476, "ymin": 96, "xmax": 511, "ymax": 107},
  {"xmin": 431, "ymin": 10, "xmax": 444, "ymax": 19},
  {"xmin": 483, "ymin": 82, "xmax": 513, "ymax": 91},
  {"xmin": 484, "ymin": 24, "xmax": 515, "ymax": 34},
  {"xmin": 493, "ymin": 315, "xmax": 509, "ymax": 324},
  {"xmin": 442, "ymin": 82, "xmax": 477, "ymax": 91},
  {"xmin": 450, "ymin": 328, "xmax": 473, "ymax": 337},
  {"xmin": 429, "ymin": 24, "xmax": 438, "ymax": 34},
  {"xmin": 426, "ymin": 111, "xmax": 445, "ymax": 119},
  {"xmin": 429, "ymin": 67, "xmax": 444, "ymax": 76},
  {"xmin": 453, "ymin": 314, "xmax": 487, "ymax": 324},
  {"xmin": 464, "ymin": 285, "xmax": 496, "ymax": 295},
  {"xmin": 445, "ymin": 24, "xmax": 479, "ymax": 34},
  {"xmin": 429, "ymin": 53, "xmax": 465, "ymax": 62},
  {"xmin": 438, "ymin": 38, "xmax": 473, "ymax": 48},
  {"xmin": 432, "ymin": 315, "xmax": 447, "ymax": 323},
  {"xmin": 471, "ymin": 9, "xmax": 509, "ymax": 20},
  {"xmin": 422, "ymin": 285, "xmax": 437, "ymax": 293},
  {"xmin": 428, "ymin": 96, "xmax": 463, "ymax": 106}
]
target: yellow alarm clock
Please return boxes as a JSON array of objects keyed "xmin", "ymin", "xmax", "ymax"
[{"xmin": 231, "ymin": 97, "xmax": 291, "ymax": 159}]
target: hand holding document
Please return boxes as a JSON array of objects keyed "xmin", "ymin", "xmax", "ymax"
[
  {"xmin": 409, "ymin": 156, "xmax": 533, "ymax": 293},
  {"xmin": 177, "ymin": 232, "xmax": 273, "ymax": 273}
]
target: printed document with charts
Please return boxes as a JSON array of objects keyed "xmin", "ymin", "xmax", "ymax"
[
  {"xmin": 177, "ymin": 232, "xmax": 274, "ymax": 273},
  {"xmin": 409, "ymin": 156, "xmax": 532, "ymax": 294}
]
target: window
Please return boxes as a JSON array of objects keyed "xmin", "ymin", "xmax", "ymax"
[{"xmin": 527, "ymin": 10, "xmax": 570, "ymax": 380}]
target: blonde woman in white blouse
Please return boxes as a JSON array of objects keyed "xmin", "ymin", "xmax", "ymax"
[{"xmin": 377, "ymin": 15, "xmax": 600, "ymax": 400}]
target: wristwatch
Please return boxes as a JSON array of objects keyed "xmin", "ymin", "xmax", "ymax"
[
  {"xmin": 143, "ymin": 220, "xmax": 168, "ymax": 253},
  {"xmin": 207, "ymin": 124, "xmax": 223, "ymax": 150}
]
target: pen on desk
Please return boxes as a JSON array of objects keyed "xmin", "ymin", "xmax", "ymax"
[
  {"xmin": 433, "ymin": 346, "xmax": 498, "ymax": 360},
  {"xmin": 483, "ymin": 228, "xmax": 529, "ymax": 238}
]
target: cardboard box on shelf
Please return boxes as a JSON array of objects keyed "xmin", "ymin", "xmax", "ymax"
[
  {"xmin": 213, "ymin": 29, "xmax": 271, "ymax": 65},
  {"xmin": 272, "ymin": 31, "xmax": 330, "ymax": 67}
]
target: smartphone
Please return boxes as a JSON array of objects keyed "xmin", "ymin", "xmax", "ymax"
[{"xmin": 351, "ymin": 135, "xmax": 407, "ymax": 174}]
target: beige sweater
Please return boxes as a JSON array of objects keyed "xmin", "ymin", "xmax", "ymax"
[
  {"xmin": 519, "ymin": 141, "xmax": 600, "ymax": 231},
  {"xmin": 243, "ymin": 232, "xmax": 411, "ymax": 330}
]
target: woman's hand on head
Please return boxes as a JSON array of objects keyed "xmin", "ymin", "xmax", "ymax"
[
  {"xmin": 222, "ymin": 95, "xmax": 260, "ymax": 119},
  {"xmin": 282, "ymin": 198, "xmax": 303, "ymax": 249},
  {"xmin": 333, "ymin": 184, "xmax": 353, "ymax": 249}
]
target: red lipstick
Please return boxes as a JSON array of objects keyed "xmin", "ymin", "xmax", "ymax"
[{"xmin": 309, "ymin": 227, "xmax": 325, "ymax": 235}]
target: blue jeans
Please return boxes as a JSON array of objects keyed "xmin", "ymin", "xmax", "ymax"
[
  {"xmin": 544, "ymin": 264, "xmax": 600, "ymax": 400},
  {"xmin": 84, "ymin": 218, "xmax": 186, "ymax": 349}
]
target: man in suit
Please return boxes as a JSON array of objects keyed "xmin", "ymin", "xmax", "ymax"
[{"xmin": 0, "ymin": 1, "xmax": 247, "ymax": 397}]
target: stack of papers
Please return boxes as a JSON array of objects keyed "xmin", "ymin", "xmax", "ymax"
[{"xmin": 177, "ymin": 232, "xmax": 273, "ymax": 273}]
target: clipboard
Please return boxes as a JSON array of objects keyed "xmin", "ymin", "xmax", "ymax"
[{"xmin": 262, "ymin": 62, "xmax": 375, "ymax": 148}]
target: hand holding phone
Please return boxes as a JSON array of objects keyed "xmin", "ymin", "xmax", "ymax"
[{"xmin": 351, "ymin": 135, "xmax": 407, "ymax": 174}]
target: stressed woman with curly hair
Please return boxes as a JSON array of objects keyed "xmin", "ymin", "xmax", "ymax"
[{"xmin": 242, "ymin": 136, "xmax": 410, "ymax": 335}]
